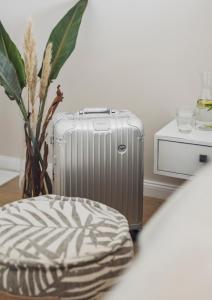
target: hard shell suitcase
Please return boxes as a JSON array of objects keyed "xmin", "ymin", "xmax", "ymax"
[{"xmin": 52, "ymin": 108, "xmax": 144, "ymax": 229}]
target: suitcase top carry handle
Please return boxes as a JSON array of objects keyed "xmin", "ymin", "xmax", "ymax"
[{"xmin": 79, "ymin": 108, "xmax": 114, "ymax": 115}]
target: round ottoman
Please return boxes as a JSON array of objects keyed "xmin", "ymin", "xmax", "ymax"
[{"xmin": 0, "ymin": 195, "xmax": 133, "ymax": 300}]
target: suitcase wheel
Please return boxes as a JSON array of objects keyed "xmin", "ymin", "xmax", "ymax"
[{"xmin": 130, "ymin": 229, "xmax": 140, "ymax": 242}]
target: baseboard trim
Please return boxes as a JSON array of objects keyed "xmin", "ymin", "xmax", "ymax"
[
  {"xmin": 0, "ymin": 155, "xmax": 179, "ymax": 200},
  {"xmin": 0, "ymin": 155, "xmax": 21, "ymax": 172},
  {"xmin": 144, "ymin": 179, "xmax": 178, "ymax": 200}
]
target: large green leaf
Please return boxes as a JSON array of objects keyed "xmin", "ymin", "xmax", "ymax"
[
  {"xmin": 39, "ymin": 0, "xmax": 88, "ymax": 81},
  {"xmin": 0, "ymin": 21, "xmax": 26, "ymax": 89},
  {"xmin": 0, "ymin": 51, "xmax": 22, "ymax": 101}
]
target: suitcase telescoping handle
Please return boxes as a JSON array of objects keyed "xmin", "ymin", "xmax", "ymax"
[{"xmin": 79, "ymin": 108, "xmax": 114, "ymax": 115}]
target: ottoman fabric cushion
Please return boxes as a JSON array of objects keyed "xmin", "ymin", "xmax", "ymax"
[{"xmin": 0, "ymin": 195, "xmax": 133, "ymax": 299}]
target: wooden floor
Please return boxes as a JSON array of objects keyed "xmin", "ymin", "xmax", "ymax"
[{"xmin": 0, "ymin": 178, "xmax": 164, "ymax": 224}]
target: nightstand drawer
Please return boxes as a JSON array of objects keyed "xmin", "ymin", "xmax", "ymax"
[{"xmin": 158, "ymin": 140, "xmax": 212, "ymax": 176}]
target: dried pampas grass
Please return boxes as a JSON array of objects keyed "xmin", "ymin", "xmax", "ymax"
[
  {"xmin": 39, "ymin": 43, "xmax": 52, "ymax": 101},
  {"xmin": 24, "ymin": 19, "xmax": 37, "ymax": 123}
]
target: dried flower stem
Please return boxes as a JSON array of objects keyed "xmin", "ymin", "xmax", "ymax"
[
  {"xmin": 36, "ymin": 43, "xmax": 52, "ymax": 140},
  {"xmin": 24, "ymin": 19, "xmax": 37, "ymax": 125},
  {"xmin": 39, "ymin": 43, "xmax": 52, "ymax": 101},
  {"xmin": 39, "ymin": 85, "xmax": 63, "ymax": 149}
]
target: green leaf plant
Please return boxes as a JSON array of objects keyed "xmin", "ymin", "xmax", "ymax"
[
  {"xmin": 0, "ymin": 51, "xmax": 22, "ymax": 102},
  {"xmin": 36, "ymin": 0, "xmax": 88, "ymax": 140},
  {"xmin": 0, "ymin": 21, "xmax": 26, "ymax": 89},
  {"xmin": 0, "ymin": 0, "xmax": 88, "ymax": 198}
]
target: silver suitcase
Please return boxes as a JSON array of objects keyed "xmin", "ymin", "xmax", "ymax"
[{"xmin": 52, "ymin": 108, "xmax": 144, "ymax": 229}]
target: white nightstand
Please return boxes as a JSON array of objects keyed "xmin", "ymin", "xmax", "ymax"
[{"xmin": 154, "ymin": 119, "xmax": 212, "ymax": 179}]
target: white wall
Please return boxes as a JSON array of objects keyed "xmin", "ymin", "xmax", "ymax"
[{"xmin": 1, "ymin": 0, "xmax": 212, "ymax": 185}]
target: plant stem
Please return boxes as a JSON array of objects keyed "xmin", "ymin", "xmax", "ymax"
[
  {"xmin": 17, "ymin": 95, "xmax": 52, "ymax": 195},
  {"xmin": 36, "ymin": 88, "xmax": 48, "ymax": 140},
  {"xmin": 16, "ymin": 98, "xmax": 28, "ymax": 121}
]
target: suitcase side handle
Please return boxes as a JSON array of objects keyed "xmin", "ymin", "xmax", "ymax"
[{"xmin": 79, "ymin": 108, "xmax": 114, "ymax": 115}]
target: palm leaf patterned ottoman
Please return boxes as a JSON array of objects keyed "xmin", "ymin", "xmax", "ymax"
[{"xmin": 0, "ymin": 195, "xmax": 133, "ymax": 300}]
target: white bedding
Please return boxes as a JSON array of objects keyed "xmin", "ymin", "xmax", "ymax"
[{"xmin": 106, "ymin": 163, "xmax": 212, "ymax": 300}]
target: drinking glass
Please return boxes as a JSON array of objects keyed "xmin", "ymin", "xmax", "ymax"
[{"xmin": 176, "ymin": 108, "xmax": 195, "ymax": 133}]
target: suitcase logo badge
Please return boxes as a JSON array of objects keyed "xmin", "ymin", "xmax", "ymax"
[{"xmin": 118, "ymin": 144, "xmax": 127, "ymax": 152}]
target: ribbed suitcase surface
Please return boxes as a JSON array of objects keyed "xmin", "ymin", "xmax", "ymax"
[{"xmin": 52, "ymin": 108, "xmax": 144, "ymax": 228}]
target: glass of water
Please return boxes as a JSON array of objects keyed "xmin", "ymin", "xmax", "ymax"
[{"xmin": 176, "ymin": 108, "xmax": 195, "ymax": 133}]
